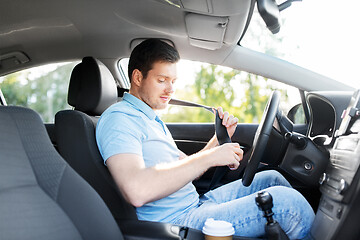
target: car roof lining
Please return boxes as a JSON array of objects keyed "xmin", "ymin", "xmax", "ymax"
[{"xmin": 0, "ymin": 0, "xmax": 253, "ymax": 76}]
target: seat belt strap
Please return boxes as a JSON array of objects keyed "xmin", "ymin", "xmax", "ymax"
[{"xmin": 169, "ymin": 98, "xmax": 231, "ymax": 191}]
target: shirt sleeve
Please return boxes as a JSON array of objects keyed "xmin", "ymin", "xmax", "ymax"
[{"xmin": 96, "ymin": 112, "xmax": 145, "ymax": 165}]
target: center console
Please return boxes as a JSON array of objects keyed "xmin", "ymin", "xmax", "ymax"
[{"xmin": 310, "ymin": 89, "xmax": 360, "ymax": 240}]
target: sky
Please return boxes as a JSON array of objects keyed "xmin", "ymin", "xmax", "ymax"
[{"xmin": 264, "ymin": 0, "xmax": 360, "ymax": 88}]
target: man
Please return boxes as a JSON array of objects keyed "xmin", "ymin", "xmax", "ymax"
[{"xmin": 96, "ymin": 39, "xmax": 314, "ymax": 239}]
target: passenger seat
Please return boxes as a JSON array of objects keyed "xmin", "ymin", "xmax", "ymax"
[{"xmin": 0, "ymin": 105, "xmax": 124, "ymax": 240}]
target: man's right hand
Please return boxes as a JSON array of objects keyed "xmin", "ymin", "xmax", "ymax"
[{"xmin": 206, "ymin": 143, "xmax": 243, "ymax": 170}]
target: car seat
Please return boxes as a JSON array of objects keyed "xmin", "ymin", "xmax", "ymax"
[
  {"xmin": 0, "ymin": 105, "xmax": 124, "ymax": 240},
  {"xmin": 54, "ymin": 56, "xmax": 137, "ymax": 221}
]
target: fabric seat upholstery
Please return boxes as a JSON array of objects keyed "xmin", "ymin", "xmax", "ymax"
[
  {"xmin": 55, "ymin": 57, "xmax": 137, "ymax": 221},
  {"xmin": 0, "ymin": 106, "xmax": 123, "ymax": 240}
]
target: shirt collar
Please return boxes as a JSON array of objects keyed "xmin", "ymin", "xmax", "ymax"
[{"xmin": 123, "ymin": 92, "xmax": 157, "ymax": 120}]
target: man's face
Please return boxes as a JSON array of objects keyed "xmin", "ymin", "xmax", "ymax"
[{"xmin": 138, "ymin": 61, "xmax": 177, "ymax": 110}]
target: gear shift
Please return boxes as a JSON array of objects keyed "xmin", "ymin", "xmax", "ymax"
[{"xmin": 255, "ymin": 191, "xmax": 289, "ymax": 240}]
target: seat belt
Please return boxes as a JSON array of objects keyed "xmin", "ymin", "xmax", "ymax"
[
  {"xmin": 169, "ymin": 98, "xmax": 213, "ymax": 112},
  {"xmin": 169, "ymin": 98, "xmax": 231, "ymax": 190}
]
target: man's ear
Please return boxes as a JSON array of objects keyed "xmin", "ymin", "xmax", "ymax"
[{"xmin": 131, "ymin": 69, "xmax": 143, "ymax": 87}]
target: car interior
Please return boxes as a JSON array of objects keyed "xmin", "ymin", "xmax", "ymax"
[{"xmin": 1, "ymin": 0, "xmax": 360, "ymax": 239}]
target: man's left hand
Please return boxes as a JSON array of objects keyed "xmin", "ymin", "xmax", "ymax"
[{"xmin": 216, "ymin": 107, "xmax": 239, "ymax": 139}]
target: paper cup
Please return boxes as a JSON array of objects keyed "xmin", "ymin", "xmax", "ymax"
[{"xmin": 202, "ymin": 218, "xmax": 235, "ymax": 240}]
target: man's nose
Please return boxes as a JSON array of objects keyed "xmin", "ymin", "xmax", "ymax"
[{"xmin": 166, "ymin": 82, "xmax": 175, "ymax": 94}]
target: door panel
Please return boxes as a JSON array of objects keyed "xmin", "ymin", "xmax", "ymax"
[
  {"xmin": 167, "ymin": 123, "xmax": 258, "ymax": 194},
  {"xmin": 167, "ymin": 123, "xmax": 258, "ymax": 153},
  {"xmin": 167, "ymin": 123, "xmax": 214, "ymax": 155}
]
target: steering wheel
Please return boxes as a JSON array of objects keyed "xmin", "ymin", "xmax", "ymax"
[
  {"xmin": 242, "ymin": 90, "xmax": 280, "ymax": 186},
  {"xmin": 208, "ymin": 90, "xmax": 280, "ymax": 190}
]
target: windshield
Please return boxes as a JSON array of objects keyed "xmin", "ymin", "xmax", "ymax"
[{"xmin": 241, "ymin": 0, "xmax": 360, "ymax": 89}]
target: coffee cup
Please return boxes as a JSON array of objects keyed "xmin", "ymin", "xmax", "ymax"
[{"xmin": 202, "ymin": 218, "xmax": 235, "ymax": 240}]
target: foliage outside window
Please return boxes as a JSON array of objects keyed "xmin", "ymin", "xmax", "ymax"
[
  {"xmin": 160, "ymin": 62, "xmax": 295, "ymax": 123},
  {"xmin": 0, "ymin": 62, "xmax": 77, "ymax": 122}
]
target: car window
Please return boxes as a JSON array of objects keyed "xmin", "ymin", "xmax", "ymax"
[
  {"xmin": 0, "ymin": 62, "xmax": 78, "ymax": 122},
  {"xmin": 118, "ymin": 59, "xmax": 301, "ymax": 124},
  {"xmin": 241, "ymin": 0, "xmax": 360, "ymax": 89}
]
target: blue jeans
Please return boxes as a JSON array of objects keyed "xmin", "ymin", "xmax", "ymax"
[{"xmin": 172, "ymin": 170, "xmax": 314, "ymax": 239}]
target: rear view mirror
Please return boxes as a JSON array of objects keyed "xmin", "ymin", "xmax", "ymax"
[{"xmin": 257, "ymin": 0, "xmax": 301, "ymax": 34}]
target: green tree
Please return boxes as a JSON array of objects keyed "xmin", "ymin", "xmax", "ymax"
[
  {"xmin": 26, "ymin": 63, "xmax": 75, "ymax": 122},
  {"xmin": 0, "ymin": 72, "xmax": 30, "ymax": 106},
  {"xmin": 161, "ymin": 64, "xmax": 281, "ymax": 123},
  {"xmin": 0, "ymin": 62, "xmax": 76, "ymax": 122},
  {"xmin": 240, "ymin": 74, "xmax": 276, "ymax": 123}
]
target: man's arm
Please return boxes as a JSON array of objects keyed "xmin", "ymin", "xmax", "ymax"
[{"xmin": 107, "ymin": 143, "xmax": 242, "ymax": 208}]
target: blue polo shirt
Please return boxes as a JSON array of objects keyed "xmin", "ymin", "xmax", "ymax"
[{"xmin": 96, "ymin": 92, "xmax": 199, "ymax": 223}]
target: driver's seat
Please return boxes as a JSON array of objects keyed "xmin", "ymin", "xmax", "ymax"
[
  {"xmin": 53, "ymin": 57, "xmax": 204, "ymax": 239},
  {"xmin": 55, "ymin": 57, "xmax": 137, "ymax": 221}
]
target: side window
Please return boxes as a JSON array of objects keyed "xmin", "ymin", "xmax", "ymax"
[
  {"xmin": 0, "ymin": 62, "xmax": 78, "ymax": 122},
  {"xmin": 293, "ymin": 106, "xmax": 306, "ymax": 124},
  {"xmin": 288, "ymin": 103, "xmax": 306, "ymax": 124},
  {"xmin": 118, "ymin": 59, "xmax": 301, "ymax": 123}
]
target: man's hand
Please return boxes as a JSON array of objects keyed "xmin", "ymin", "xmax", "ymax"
[
  {"xmin": 208, "ymin": 143, "xmax": 243, "ymax": 170},
  {"xmin": 216, "ymin": 107, "xmax": 239, "ymax": 138},
  {"xmin": 201, "ymin": 107, "xmax": 239, "ymax": 152}
]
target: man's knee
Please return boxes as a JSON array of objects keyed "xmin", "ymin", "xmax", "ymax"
[{"xmin": 255, "ymin": 170, "xmax": 290, "ymax": 187}]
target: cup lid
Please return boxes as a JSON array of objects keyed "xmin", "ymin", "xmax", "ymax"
[{"xmin": 202, "ymin": 218, "xmax": 235, "ymax": 236}]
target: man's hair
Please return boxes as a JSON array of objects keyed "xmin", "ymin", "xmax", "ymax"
[{"xmin": 128, "ymin": 39, "xmax": 180, "ymax": 82}]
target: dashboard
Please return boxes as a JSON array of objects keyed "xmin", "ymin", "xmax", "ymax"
[
  {"xmin": 307, "ymin": 91, "xmax": 353, "ymax": 147},
  {"xmin": 279, "ymin": 91, "xmax": 353, "ymax": 187},
  {"xmin": 308, "ymin": 89, "xmax": 360, "ymax": 239}
]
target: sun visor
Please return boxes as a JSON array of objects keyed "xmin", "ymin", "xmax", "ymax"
[{"xmin": 185, "ymin": 13, "xmax": 228, "ymax": 50}]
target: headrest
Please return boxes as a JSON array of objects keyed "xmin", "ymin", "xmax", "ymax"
[{"xmin": 68, "ymin": 57, "xmax": 118, "ymax": 115}]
